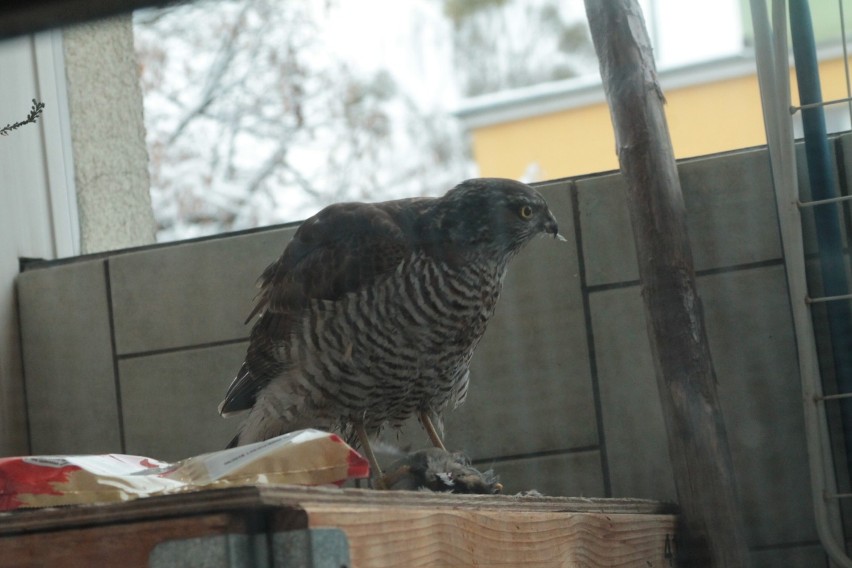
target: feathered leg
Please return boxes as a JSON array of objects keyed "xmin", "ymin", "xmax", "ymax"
[
  {"xmin": 354, "ymin": 421, "xmax": 387, "ymax": 489},
  {"xmin": 419, "ymin": 411, "xmax": 447, "ymax": 451}
]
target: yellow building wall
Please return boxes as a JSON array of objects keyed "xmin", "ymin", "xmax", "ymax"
[{"xmin": 471, "ymin": 57, "xmax": 852, "ymax": 180}]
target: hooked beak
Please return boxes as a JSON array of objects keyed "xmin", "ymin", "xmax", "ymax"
[{"xmin": 542, "ymin": 210, "xmax": 565, "ymax": 241}]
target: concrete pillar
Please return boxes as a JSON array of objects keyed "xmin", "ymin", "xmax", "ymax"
[{"xmin": 62, "ymin": 15, "xmax": 156, "ymax": 253}]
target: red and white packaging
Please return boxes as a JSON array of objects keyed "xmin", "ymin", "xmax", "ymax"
[{"xmin": 0, "ymin": 429, "xmax": 369, "ymax": 511}]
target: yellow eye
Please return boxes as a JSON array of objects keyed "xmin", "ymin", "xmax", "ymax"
[{"xmin": 518, "ymin": 205, "xmax": 534, "ymax": 220}]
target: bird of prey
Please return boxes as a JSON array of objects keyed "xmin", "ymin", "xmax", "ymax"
[{"xmin": 219, "ymin": 177, "xmax": 560, "ymax": 480}]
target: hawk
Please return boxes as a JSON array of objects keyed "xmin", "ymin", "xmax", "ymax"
[{"xmin": 219, "ymin": 178, "xmax": 560, "ymax": 480}]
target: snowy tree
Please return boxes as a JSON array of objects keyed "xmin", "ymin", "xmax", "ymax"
[
  {"xmin": 442, "ymin": 0, "xmax": 595, "ymax": 96},
  {"xmin": 134, "ymin": 0, "xmax": 592, "ymax": 241},
  {"xmin": 134, "ymin": 0, "xmax": 472, "ymax": 241}
]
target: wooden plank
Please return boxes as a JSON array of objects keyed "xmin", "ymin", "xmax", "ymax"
[
  {"xmin": 0, "ymin": 485, "xmax": 677, "ymax": 535},
  {"xmin": 0, "ymin": 487, "xmax": 274, "ymax": 536},
  {"xmin": 0, "ymin": 486, "xmax": 678, "ymax": 567},
  {"xmin": 261, "ymin": 486, "xmax": 677, "ymax": 515},
  {"xmin": 0, "ymin": 513, "xmax": 263, "ymax": 568},
  {"xmin": 302, "ymin": 505, "xmax": 676, "ymax": 567}
]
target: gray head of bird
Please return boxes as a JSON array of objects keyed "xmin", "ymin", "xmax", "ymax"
[{"xmin": 429, "ymin": 178, "xmax": 562, "ymax": 259}]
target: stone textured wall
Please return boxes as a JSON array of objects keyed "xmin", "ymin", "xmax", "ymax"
[{"xmin": 62, "ymin": 15, "xmax": 156, "ymax": 253}]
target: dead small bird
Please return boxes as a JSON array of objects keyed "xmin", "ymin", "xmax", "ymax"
[{"xmin": 380, "ymin": 448, "xmax": 502, "ymax": 494}]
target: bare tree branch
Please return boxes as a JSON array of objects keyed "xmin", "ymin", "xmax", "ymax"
[
  {"xmin": 166, "ymin": 2, "xmax": 251, "ymax": 145},
  {"xmin": 136, "ymin": 0, "xmax": 473, "ymax": 239}
]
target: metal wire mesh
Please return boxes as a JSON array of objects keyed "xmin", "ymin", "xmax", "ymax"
[{"xmin": 751, "ymin": 0, "xmax": 852, "ymax": 565}]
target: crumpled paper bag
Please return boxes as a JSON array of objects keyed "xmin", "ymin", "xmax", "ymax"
[{"xmin": 0, "ymin": 429, "xmax": 369, "ymax": 510}]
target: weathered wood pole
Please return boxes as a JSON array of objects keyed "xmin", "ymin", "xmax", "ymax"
[{"xmin": 583, "ymin": 2, "xmax": 751, "ymax": 566}]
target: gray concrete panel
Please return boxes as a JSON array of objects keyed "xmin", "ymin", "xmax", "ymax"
[
  {"xmin": 17, "ymin": 260, "xmax": 122, "ymax": 454},
  {"xmin": 119, "ymin": 342, "xmax": 248, "ymax": 461},
  {"xmin": 679, "ymin": 148, "xmax": 782, "ymax": 270},
  {"xmin": 592, "ymin": 264, "xmax": 818, "ymax": 546},
  {"xmin": 109, "ymin": 227, "xmax": 294, "ymax": 355},
  {"xmin": 750, "ymin": 544, "xmax": 826, "ymax": 568},
  {"xmin": 699, "ymin": 265, "xmax": 817, "ymax": 546},
  {"xmin": 578, "ymin": 148, "xmax": 782, "ymax": 288},
  {"xmin": 589, "ymin": 285, "xmax": 677, "ymax": 502},
  {"xmin": 487, "ymin": 450, "xmax": 606, "ymax": 498},
  {"xmin": 576, "ymin": 172, "xmax": 638, "ymax": 287}
]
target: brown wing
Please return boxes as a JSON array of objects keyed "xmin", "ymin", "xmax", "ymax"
[
  {"xmin": 247, "ymin": 199, "xmax": 425, "ymax": 321},
  {"xmin": 219, "ymin": 198, "xmax": 430, "ymax": 416}
]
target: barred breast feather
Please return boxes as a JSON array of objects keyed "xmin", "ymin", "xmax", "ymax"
[{"xmin": 219, "ymin": 178, "xmax": 559, "ymax": 448}]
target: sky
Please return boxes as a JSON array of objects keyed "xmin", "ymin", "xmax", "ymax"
[
  {"xmin": 641, "ymin": 0, "xmax": 744, "ymax": 69},
  {"xmin": 322, "ymin": 0, "xmax": 459, "ymax": 109},
  {"xmin": 321, "ymin": 0, "xmax": 746, "ymax": 110}
]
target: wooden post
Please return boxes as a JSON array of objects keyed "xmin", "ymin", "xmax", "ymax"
[{"xmin": 582, "ymin": 2, "xmax": 751, "ymax": 566}]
